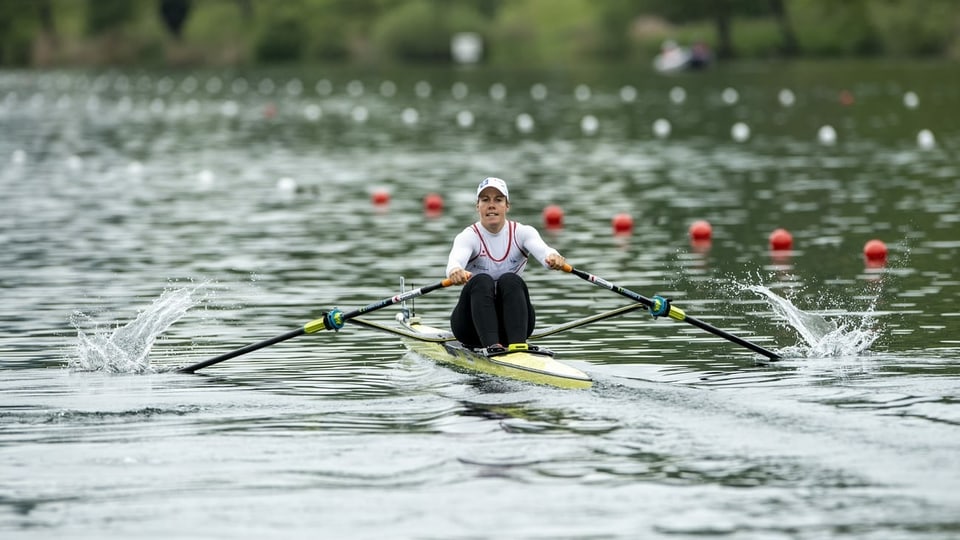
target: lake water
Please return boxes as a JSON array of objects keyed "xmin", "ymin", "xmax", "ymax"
[{"xmin": 2, "ymin": 62, "xmax": 958, "ymax": 539}]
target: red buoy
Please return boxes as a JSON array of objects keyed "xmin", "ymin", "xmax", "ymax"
[
  {"xmin": 769, "ymin": 228, "xmax": 793, "ymax": 250},
  {"xmin": 612, "ymin": 213, "xmax": 633, "ymax": 235},
  {"xmin": 542, "ymin": 205, "xmax": 564, "ymax": 229},
  {"xmin": 423, "ymin": 193, "xmax": 444, "ymax": 213},
  {"xmin": 839, "ymin": 90, "xmax": 855, "ymax": 106},
  {"xmin": 689, "ymin": 220, "xmax": 712, "ymax": 241},
  {"xmin": 371, "ymin": 189, "xmax": 390, "ymax": 205},
  {"xmin": 863, "ymin": 239, "xmax": 888, "ymax": 262}
]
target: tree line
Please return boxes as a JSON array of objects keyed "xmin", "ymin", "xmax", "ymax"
[{"xmin": 1, "ymin": 0, "xmax": 957, "ymax": 67}]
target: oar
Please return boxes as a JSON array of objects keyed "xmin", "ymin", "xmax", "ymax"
[
  {"xmin": 562, "ymin": 264, "xmax": 781, "ymax": 361},
  {"xmin": 178, "ymin": 279, "xmax": 453, "ymax": 373}
]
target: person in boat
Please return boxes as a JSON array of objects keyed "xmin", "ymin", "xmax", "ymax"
[{"xmin": 445, "ymin": 177, "xmax": 567, "ymax": 355}]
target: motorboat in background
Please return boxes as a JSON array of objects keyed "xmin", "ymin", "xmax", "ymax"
[{"xmin": 654, "ymin": 40, "xmax": 712, "ymax": 73}]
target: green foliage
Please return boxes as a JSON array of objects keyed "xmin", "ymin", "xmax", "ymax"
[
  {"xmin": 372, "ymin": 0, "xmax": 487, "ymax": 62},
  {"xmin": 252, "ymin": 2, "xmax": 308, "ymax": 62},
  {"xmin": 0, "ymin": 0, "xmax": 956, "ymax": 67},
  {"xmin": 869, "ymin": 0, "xmax": 956, "ymax": 56},
  {"xmin": 86, "ymin": 0, "xmax": 137, "ymax": 34},
  {"xmin": 0, "ymin": 0, "xmax": 38, "ymax": 65},
  {"xmin": 631, "ymin": 0, "xmax": 773, "ymax": 24},
  {"xmin": 256, "ymin": 18, "xmax": 306, "ymax": 62},
  {"xmin": 492, "ymin": 0, "xmax": 600, "ymax": 66},
  {"xmin": 790, "ymin": 0, "xmax": 882, "ymax": 56},
  {"xmin": 182, "ymin": 0, "xmax": 249, "ymax": 45},
  {"xmin": 729, "ymin": 17, "xmax": 782, "ymax": 58}
]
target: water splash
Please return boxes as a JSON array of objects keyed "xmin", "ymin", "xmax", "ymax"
[
  {"xmin": 69, "ymin": 283, "xmax": 206, "ymax": 373},
  {"xmin": 747, "ymin": 285, "xmax": 878, "ymax": 358}
]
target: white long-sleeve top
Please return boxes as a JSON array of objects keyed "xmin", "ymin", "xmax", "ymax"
[{"xmin": 445, "ymin": 220, "xmax": 559, "ymax": 279}]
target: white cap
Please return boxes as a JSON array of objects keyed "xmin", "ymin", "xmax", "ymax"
[{"xmin": 476, "ymin": 177, "xmax": 509, "ymax": 200}]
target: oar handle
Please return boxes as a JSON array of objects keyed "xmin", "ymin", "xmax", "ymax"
[{"xmin": 562, "ymin": 264, "xmax": 781, "ymax": 361}]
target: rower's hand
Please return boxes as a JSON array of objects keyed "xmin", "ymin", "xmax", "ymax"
[
  {"xmin": 545, "ymin": 253, "xmax": 566, "ymax": 271},
  {"xmin": 448, "ymin": 268, "xmax": 472, "ymax": 285}
]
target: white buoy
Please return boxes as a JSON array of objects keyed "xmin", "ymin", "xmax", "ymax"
[
  {"xmin": 231, "ymin": 78, "xmax": 248, "ymax": 94},
  {"xmin": 619, "ymin": 85, "xmax": 637, "ymax": 103},
  {"xmin": 197, "ymin": 169, "xmax": 215, "ymax": 188},
  {"xmin": 451, "ymin": 32, "xmax": 483, "ymax": 64},
  {"xmin": 414, "ymin": 81, "xmax": 431, "ymax": 98},
  {"xmin": 157, "ymin": 77, "xmax": 174, "ymax": 95},
  {"xmin": 818, "ymin": 125, "xmax": 837, "ymax": 146},
  {"xmin": 276, "ymin": 177, "xmax": 297, "ymax": 195},
  {"xmin": 451, "ymin": 82, "xmax": 468, "ymax": 100},
  {"xmin": 304, "ymin": 104, "xmax": 322, "ymax": 121},
  {"xmin": 903, "ymin": 91, "xmax": 919, "ymax": 109},
  {"xmin": 401, "ymin": 108, "xmax": 419, "ymax": 126},
  {"xmin": 205, "ymin": 77, "xmax": 222, "ymax": 93},
  {"xmin": 220, "ymin": 100, "xmax": 239, "ymax": 117},
  {"xmin": 530, "ymin": 83, "xmax": 548, "ymax": 101},
  {"xmin": 669, "ymin": 86, "xmax": 686, "ymax": 104},
  {"xmin": 346, "ymin": 80, "xmax": 364, "ymax": 97},
  {"xmin": 285, "ymin": 79, "xmax": 303, "ymax": 96},
  {"xmin": 580, "ymin": 115, "xmax": 599, "ymax": 136},
  {"xmin": 456, "ymin": 110, "xmax": 474, "ymax": 128},
  {"xmin": 257, "ymin": 78, "xmax": 275, "ymax": 95},
  {"xmin": 180, "ymin": 76, "xmax": 198, "ymax": 94},
  {"xmin": 917, "ymin": 129, "xmax": 936, "ymax": 150},
  {"xmin": 516, "ymin": 113, "xmax": 535, "ymax": 133},
  {"xmin": 379, "ymin": 80, "xmax": 396, "ymax": 97},
  {"xmin": 116, "ymin": 96, "xmax": 132, "ymax": 113},
  {"xmin": 315, "ymin": 79, "xmax": 332, "ymax": 96},
  {"xmin": 653, "ymin": 118, "xmax": 671, "ymax": 138},
  {"xmin": 351, "ymin": 106, "xmax": 368, "ymax": 123},
  {"xmin": 574, "ymin": 84, "xmax": 591, "ymax": 102},
  {"xmin": 721, "ymin": 87, "xmax": 739, "ymax": 105},
  {"xmin": 489, "ymin": 83, "xmax": 506, "ymax": 101},
  {"xmin": 778, "ymin": 88, "xmax": 795, "ymax": 107},
  {"xmin": 731, "ymin": 122, "xmax": 750, "ymax": 142}
]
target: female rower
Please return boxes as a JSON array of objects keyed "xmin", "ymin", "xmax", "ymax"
[{"xmin": 445, "ymin": 177, "xmax": 567, "ymax": 355}]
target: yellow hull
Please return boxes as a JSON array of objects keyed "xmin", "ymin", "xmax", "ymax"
[{"xmin": 400, "ymin": 319, "xmax": 592, "ymax": 390}]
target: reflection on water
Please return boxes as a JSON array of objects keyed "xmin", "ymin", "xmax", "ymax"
[{"xmin": 2, "ymin": 64, "xmax": 960, "ymax": 537}]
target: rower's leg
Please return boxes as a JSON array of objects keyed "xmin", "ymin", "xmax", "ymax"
[
  {"xmin": 496, "ymin": 273, "xmax": 535, "ymax": 345},
  {"xmin": 451, "ymin": 274, "xmax": 500, "ymax": 347}
]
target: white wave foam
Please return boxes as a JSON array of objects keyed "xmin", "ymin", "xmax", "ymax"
[{"xmin": 70, "ymin": 283, "xmax": 206, "ymax": 373}]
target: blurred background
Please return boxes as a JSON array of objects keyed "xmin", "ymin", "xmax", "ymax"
[{"xmin": 1, "ymin": 0, "xmax": 957, "ymax": 68}]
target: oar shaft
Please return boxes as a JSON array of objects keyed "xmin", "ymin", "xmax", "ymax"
[
  {"xmin": 178, "ymin": 328, "xmax": 305, "ymax": 374},
  {"xmin": 343, "ymin": 280, "xmax": 452, "ymax": 320},
  {"xmin": 563, "ymin": 265, "xmax": 781, "ymax": 361}
]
